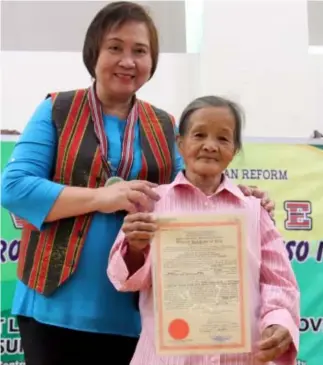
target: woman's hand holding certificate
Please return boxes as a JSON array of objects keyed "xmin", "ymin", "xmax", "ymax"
[
  {"xmin": 255, "ymin": 324, "xmax": 293, "ymax": 363},
  {"xmin": 122, "ymin": 212, "xmax": 157, "ymax": 252}
]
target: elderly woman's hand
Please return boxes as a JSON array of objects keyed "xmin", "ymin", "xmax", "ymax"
[
  {"xmin": 255, "ymin": 325, "xmax": 293, "ymax": 363},
  {"xmin": 94, "ymin": 180, "xmax": 160, "ymax": 214},
  {"xmin": 122, "ymin": 212, "xmax": 157, "ymax": 252}
]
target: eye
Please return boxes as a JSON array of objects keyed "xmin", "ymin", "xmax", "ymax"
[
  {"xmin": 219, "ymin": 136, "xmax": 228, "ymax": 141},
  {"xmin": 135, "ymin": 48, "xmax": 147, "ymax": 54},
  {"xmin": 193, "ymin": 132, "xmax": 205, "ymax": 138},
  {"xmin": 109, "ymin": 46, "xmax": 121, "ymax": 52}
]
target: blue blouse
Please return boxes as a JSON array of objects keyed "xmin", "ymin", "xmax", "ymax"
[{"xmin": 1, "ymin": 97, "xmax": 183, "ymax": 336}]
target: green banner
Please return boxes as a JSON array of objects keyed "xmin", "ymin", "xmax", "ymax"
[
  {"xmin": 1, "ymin": 136, "xmax": 25, "ymax": 365},
  {"xmin": 228, "ymin": 140, "xmax": 323, "ymax": 365},
  {"xmin": 1, "ymin": 136, "xmax": 322, "ymax": 364}
]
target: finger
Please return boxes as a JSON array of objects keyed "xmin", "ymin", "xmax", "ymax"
[
  {"xmin": 123, "ymin": 221, "xmax": 158, "ymax": 233},
  {"xmin": 258, "ymin": 327, "xmax": 275, "ymax": 350},
  {"xmin": 255, "ymin": 337, "xmax": 291, "ymax": 362},
  {"xmin": 126, "ymin": 231, "xmax": 154, "ymax": 241},
  {"xmin": 130, "ymin": 182, "xmax": 160, "ymax": 201},
  {"xmin": 261, "ymin": 197, "xmax": 273, "ymax": 208},
  {"xmin": 260, "ymin": 197, "xmax": 270, "ymax": 207},
  {"xmin": 252, "ymin": 188, "xmax": 267, "ymax": 199},
  {"xmin": 255, "ymin": 347, "xmax": 279, "ymax": 362},
  {"xmin": 127, "ymin": 190, "xmax": 155, "ymax": 211},
  {"xmin": 122, "ymin": 201, "xmax": 138, "ymax": 214},
  {"xmin": 258, "ymin": 328, "xmax": 288, "ymax": 350},
  {"xmin": 259, "ymin": 333, "xmax": 291, "ymax": 353},
  {"xmin": 124, "ymin": 212, "xmax": 156, "ymax": 224},
  {"xmin": 277, "ymin": 336, "xmax": 293, "ymax": 353},
  {"xmin": 263, "ymin": 200, "xmax": 275, "ymax": 212},
  {"xmin": 237, "ymin": 184, "xmax": 252, "ymax": 196},
  {"xmin": 130, "ymin": 180, "xmax": 158, "ymax": 188}
]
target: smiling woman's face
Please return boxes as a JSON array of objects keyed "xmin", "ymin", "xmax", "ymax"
[
  {"xmin": 95, "ymin": 21, "xmax": 153, "ymax": 101},
  {"xmin": 177, "ymin": 106, "xmax": 237, "ymax": 178}
]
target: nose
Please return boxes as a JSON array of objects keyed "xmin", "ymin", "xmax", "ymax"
[
  {"xmin": 118, "ymin": 55, "xmax": 135, "ymax": 69},
  {"xmin": 202, "ymin": 139, "xmax": 218, "ymax": 151}
]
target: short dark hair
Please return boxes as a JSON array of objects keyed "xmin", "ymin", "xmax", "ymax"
[
  {"xmin": 83, "ymin": 1, "xmax": 159, "ymax": 79},
  {"xmin": 178, "ymin": 96, "xmax": 245, "ymax": 152}
]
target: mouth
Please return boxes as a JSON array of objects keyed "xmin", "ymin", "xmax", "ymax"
[
  {"xmin": 114, "ymin": 73, "xmax": 135, "ymax": 81},
  {"xmin": 198, "ymin": 156, "xmax": 219, "ymax": 162}
]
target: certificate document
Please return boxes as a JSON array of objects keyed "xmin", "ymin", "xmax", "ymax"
[{"xmin": 151, "ymin": 213, "xmax": 251, "ymax": 356}]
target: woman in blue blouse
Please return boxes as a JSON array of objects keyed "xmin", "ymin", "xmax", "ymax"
[{"xmin": 1, "ymin": 2, "xmax": 274, "ymax": 365}]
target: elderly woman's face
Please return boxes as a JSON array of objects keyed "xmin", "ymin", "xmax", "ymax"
[
  {"xmin": 95, "ymin": 21, "xmax": 153, "ymax": 101},
  {"xmin": 177, "ymin": 107, "xmax": 236, "ymax": 179}
]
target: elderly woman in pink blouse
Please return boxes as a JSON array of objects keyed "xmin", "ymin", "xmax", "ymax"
[{"xmin": 107, "ymin": 96, "xmax": 300, "ymax": 365}]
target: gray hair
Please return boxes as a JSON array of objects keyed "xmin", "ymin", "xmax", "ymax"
[{"xmin": 178, "ymin": 96, "xmax": 244, "ymax": 151}]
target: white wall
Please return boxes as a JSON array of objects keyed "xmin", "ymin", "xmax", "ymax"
[
  {"xmin": 1, "ymin": 52, "xmax": 199, "ymax": 131},
  {"xmin": 1, "ymin": 0, "xmax": 323, "ymax": 137},
  {"xmin": 309, "ymin": 51, "xmax": 323, "ymax": 132},
  {"xmin": 199, "ymin": 0, "xmax": 317, "ymax": 138}
]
